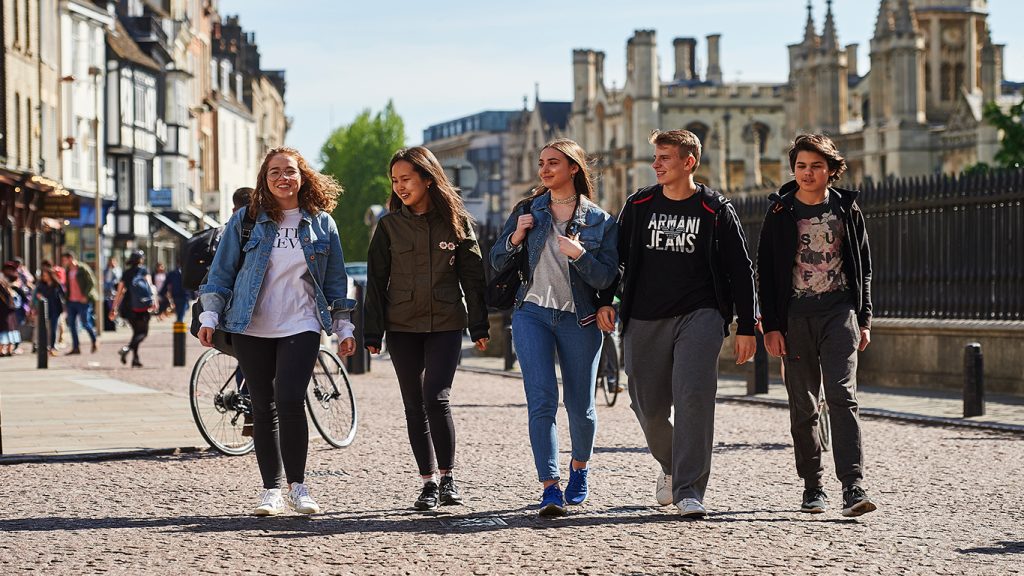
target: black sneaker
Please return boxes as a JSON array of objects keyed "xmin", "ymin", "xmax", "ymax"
[
  {"xmin": 438, "ymin": 475, "xmax": 464, "ymax": 506},
  {"xmin": 415, "ymin": 481, "xmax": 440, "ymax": 510},
  {"xmin": 801, "ymin": 487, "xmax": 828, "ymax": 513},
  {"xmin": 841, "ymin": 485, "xmax": 877, "ymax": 517}
]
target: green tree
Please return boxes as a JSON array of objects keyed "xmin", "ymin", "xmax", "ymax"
[
  {"xmin": 982, "ymin": 100, "xmax": 1024, "ymax": 169},
  {"xmin": 321, "ymin": 101, "xmax": 406, "ymax": 262}
]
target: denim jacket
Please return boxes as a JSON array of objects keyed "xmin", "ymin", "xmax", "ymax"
[
  {"xmin": 199, "ymin": 207, "xmax": 356, "ymax": 335},
  {"xmin": 489, "ymin": 193, "xmax": 618, "ymax": 326}
]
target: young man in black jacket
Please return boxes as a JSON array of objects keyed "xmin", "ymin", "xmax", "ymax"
[
  {"xmin": 756, "ymin": 134, "xmax": 876, "ymax": 518},
  {"xmin": 597, "ymin": 129, "xmax": 757, "ymax": 518}
]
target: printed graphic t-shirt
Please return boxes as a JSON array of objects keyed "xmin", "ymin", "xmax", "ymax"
[
  {"xmin": 630, "ymin": 191, "xmax": 718, "ymax": 320},
  {"xmin": 523, "ymin": 218, "xmax": 575, "ymax": 313},
  {"xmin": 245, "ymin": 208, "xmax": 322, "ymax": 338},
  {"xmin": 788, "ymin": 194, "xmax": 854, "ymax": 317}
]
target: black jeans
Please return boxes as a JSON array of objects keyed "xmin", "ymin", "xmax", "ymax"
[
  {"xmin": 127, "ymin": 313, "xmax": 150, "ymax": 357},
  {"xmin": 234, "ymin": 331, "xmax": 320, "ymax": 489},
  {"xmin": 387, "ymin": 330, "xmax": 462, "ymax": 476},
  {"xmin": 782, "ymin": 308, "xmax": 864, "ymax": 489}
]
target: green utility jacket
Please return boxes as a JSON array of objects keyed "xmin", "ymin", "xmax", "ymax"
[
  {"xmin": 66, "ymin": 263, "xmax": 98, "ymax": 303},
  {"xmin": 364, "ymin": 205, "xmax": 489, "ymax": 349}
]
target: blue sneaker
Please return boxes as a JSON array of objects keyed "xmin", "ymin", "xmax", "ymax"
[
  {"xmin": 564, "ymin": 464, "xmax": 589, "ymax": 505},
  {"xmin": 539, "ymin": 484, "xmax": 567, "ymax": 517}
]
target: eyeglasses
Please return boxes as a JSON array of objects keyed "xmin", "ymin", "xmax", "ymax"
[{"xmin": 267, "ymin": 168, "xmax": 299, "ymax": 180}]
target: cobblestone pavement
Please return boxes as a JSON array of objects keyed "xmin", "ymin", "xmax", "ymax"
[{"xmin": 2, "ymin": 352, "xmax": 1022, "ymax": 575}]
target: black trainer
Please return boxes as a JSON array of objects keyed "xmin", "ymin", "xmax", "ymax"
[
  {"xmin": 414, "ymin": 481, "xmax": 440, "ymax": 510},
  {"xmin": 438, "ymin": 475, "xmax": 464, "ymax": 506},
  {"xmin": 841, "ymin": 485, "xmax": 877, "ymax": 517},
  {"xmin": 800, "ymin": 487, "xmax": 828, "ymax": 513}
]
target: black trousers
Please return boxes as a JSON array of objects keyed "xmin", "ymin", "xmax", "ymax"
[
  {"xmin": 387, "ymin": 330, "xmax": 462, "ymax": 476},
  {"xmin": 126, "ymin": 313, "xmax": 150, "ymax": 356},
  {"xmin": 234, "ymin": 331, "xmax": 320, "ymax": 489}
]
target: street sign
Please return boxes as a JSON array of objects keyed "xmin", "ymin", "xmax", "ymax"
[{"xmin": 149, "ymin": 187, "xmax": 173, "ymax": 208}]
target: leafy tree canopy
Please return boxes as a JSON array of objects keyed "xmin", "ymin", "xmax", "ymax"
[
  {"xmin": 321, "ymin": 101, "xmax": 406, "ymax": 263},
  {"xmin": 982, "ymin": 100, "xmax": 1024, "ymax": 169}
]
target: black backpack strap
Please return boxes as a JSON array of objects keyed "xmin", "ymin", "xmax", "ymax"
[{"xmin": 237, "ymin": 208, "xmax": 258, "ymax": 268}]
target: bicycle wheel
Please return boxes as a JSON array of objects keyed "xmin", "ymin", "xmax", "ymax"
[
  {"xmin": 817, "ymin": 394, "xmax": 832, "ymax": 452},
  {"xmin": 600, "ymin": 334, "xmax": 621, "ymax": 407},
  {"xmin": 306, "ymin": 347, "xmax": 358, "ymax": 448},
  {"xmin": 190, "ymin": 348, "xmax": 255, "ymax": 456}
]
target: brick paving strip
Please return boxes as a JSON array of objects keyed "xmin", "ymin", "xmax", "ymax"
[{"xmin": 1, "ymin": 324, "xmax": 1022, "ymax": 574}]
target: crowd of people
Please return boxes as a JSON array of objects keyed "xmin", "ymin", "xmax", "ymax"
[{"xmin": 0, "ymin": 251, "xmax": 193, "ymax": 365}]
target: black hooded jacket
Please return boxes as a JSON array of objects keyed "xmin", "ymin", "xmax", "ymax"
[
  {"xmin": 756, "ymin": 180, "xmax": 873, "ymax": 335},
  {"xmin": 600, "ymin": 183, "xmax": 758, "ymax": 337}
]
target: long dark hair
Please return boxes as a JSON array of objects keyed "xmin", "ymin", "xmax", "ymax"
[
  {"xmin": 530, "ymin": 138, "xmax": 595, "ymax": 200},
  {"xmin": 388, "ymin": 146, "xmax": 473, "ymax": 242},
  {"xmin": 252, "ymin": 147, "xmax": 342, "ymax": 223}
]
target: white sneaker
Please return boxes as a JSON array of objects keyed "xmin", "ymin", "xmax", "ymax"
[
  {"xmin": 656, "ymin": 471, "xmax": 673, "ymax": 506},
  {"xmin": 253, "ymin": 488, "xmax": 285, "ymax": 516},
  {"xmin": 676, "ymin": 498, "xmax": 707, "ymax": 518},
  {"xmin": 286, "ymin": 482, "xmax": 321, "ymax": 515}
]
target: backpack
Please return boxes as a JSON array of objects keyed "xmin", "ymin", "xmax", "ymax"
[
  {"xmin": 181, "ymin": 210, "xmax": 257, "ymax": 291},
  {"xmin": 129, "ymin": 270, "xmax": 154, "ymax": 311}
]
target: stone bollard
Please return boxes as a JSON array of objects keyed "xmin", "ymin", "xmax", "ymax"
[
  {"xmin": 36, "ymin": 297, "xmax": 49, "ymax": 370},
  {"xmin": 173, "ymin": 321, "xmax": 187, "ymax": 366},
  {"xmin": 503, "ymin": 321, "xmax": 516, "ymax": 371},
  {"xmin": 963, "ymin": 342, "xmax": 985, "ymax": 418},
  {"xmin": 746, "ymin": 331, "xmax": 769, "ymax": 395}
]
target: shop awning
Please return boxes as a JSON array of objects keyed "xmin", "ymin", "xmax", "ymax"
[
  {"xmin": 186, "ymin": 205, "xmax": 221, "ymax": 229},
  {"xmin": 149, "ymin": 211, "xmax": 192, "ymax": 240}
]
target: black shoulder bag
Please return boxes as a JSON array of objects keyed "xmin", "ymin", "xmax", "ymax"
[
  {"xmin": 485, "ymin": 200, "xmax": 531, "ymax": 310},
  {"xmin": 189, "ymin": 210, "xmax": 257, "ymax": 357}
]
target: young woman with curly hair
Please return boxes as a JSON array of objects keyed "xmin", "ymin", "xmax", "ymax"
[
  {"xmin": 364, "ymin": 146, "xmax": 489, "ymax": 510},
  {"xmin": 198, "ymin": 147, "xmax": 357, "ymax": 516}
]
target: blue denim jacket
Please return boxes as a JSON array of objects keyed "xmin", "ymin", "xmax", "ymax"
[
  {"xmin": 489, "ymin": 193, "xmax": 618, "ymax": 326},
  {"xmin": 199, "ymin": 207, "xmax": 356, "ymax": 335}
]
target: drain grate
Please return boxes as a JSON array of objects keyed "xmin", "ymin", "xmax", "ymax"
[{"xmin": 438, "ymin": 516, "xmax": 507, "ymax": 528}]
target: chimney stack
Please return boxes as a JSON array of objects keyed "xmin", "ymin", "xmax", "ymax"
[
  {"xmin": 673, "ymin": 37, "xmax": 697, "ymax": 81},
  {"xmin": 706, "ymin": 34, "xmax": 723, "ymax": 85},
  {"xmin": 846, "ymin": 43, "xmax": 859, "ymax": 77}
]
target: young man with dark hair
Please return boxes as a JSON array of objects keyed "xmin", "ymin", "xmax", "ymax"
[
  {"xmin": 757, "ymin": 133, "xmax": 876, "ymax": 517},
  {"xmin": 60, "ymin": 250, "xmax": 100, "ymax": 354},
  {"xmin": 598, "ymin": 129, "xmax": 757, "ymax": 518}
]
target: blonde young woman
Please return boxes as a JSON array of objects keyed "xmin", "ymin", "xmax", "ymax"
[
  {"xmin": 198, "ymin": 147, "xmax": 356, "ymax": 516},
  {"xmin": 489, "ymin": 139, "xmax": 618, "ymax": 516}
]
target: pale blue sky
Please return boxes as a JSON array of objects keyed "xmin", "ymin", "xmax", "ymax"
[{"xmin": 219, "ymin": 0, "xmax": 1024, "ymax": 164}]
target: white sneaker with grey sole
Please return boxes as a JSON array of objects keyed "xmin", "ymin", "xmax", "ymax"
[
  {"xmin": 253, "ymin": 488, "xmax": 285, "ymax": 516},
  {"xmin": 676, "ymin": 498, "xmax": 707, "ymax": 518},
  {"xmin": 286, "ymin": 482, "xmax": 321, "ymax": 515},
  {"xmin": 656, "ymin": 471, "xmax": 673, "ymax": 506}
]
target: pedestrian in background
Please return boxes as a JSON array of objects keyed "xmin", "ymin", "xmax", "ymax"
[
  {"xmin": 108, "ymin": 250, "xmax": 155, "ymax": 367},
  {"xmin": 32, "ymin": 267, "xmax": 66, "ymax": 356},
  {"xmin": 60, "ymin": 251, "xmax": 99, "ymax": 355},
  {"xmin": 756, "ymin": 133, "xmax": 877, "ymax": 518},
  {"xmin": 364, "ymin": 146, "xmax": 490, "ymax": 511},
  {"xmin": 103, "ymin": 257, "xmax": 122, "ymax": 331},
  {"xmin": 0, "ymin": 276, "xmax": 20, "ymax": 357},
  {"xmin": 198, "ymin": 147, "xmax": 356, "ymax": 517},
  {"xmin": 489, "ymin": 138, "xmax": 619, "ymax": 517},
  {"xmin": 597, "ymin": 129, "xmax": 758, "ymax": 519},
  {"xmin": 158, "ymin": 264, "xmax": 191, "ymax": 323},
  {"xmin": 153, "ymin": 262, "xmax": 169, "ymax": 319}
]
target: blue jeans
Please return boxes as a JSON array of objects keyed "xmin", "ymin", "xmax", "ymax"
[
  {"xmin": 173, "ymin": 296, "xmax": 189, "ymax": 323},
  {"xmin": 512, "ymin": 301, "xmax": 602, "ymax": 482},
  {"xmin": 66, "ymin": 301, "xmax": 97, "ymax": 350}
]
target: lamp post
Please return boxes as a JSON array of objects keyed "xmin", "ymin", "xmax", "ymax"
[
  {"xmin": 722, "ymin": 111, "xmax": 732, "ymax": 192},
  {"xmin": 89, "ymin": 64, "xmax": 103, "ymax": 337}
]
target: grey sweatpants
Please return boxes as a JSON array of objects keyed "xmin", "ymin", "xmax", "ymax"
[
  {"xmin": 782, "ymin": 308, "xmax": 864, "ymax": 489},
  {"xmin": 624, "ymin": 308, "xmax": 724, "ymax": 503}
]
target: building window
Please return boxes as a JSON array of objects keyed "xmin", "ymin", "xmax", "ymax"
[
  {"xmin": 14, "ymin": 94, "xmax": 21, "ymax": 167},
  {"xmin": 27, "ymin": 98, "xmax": 33, "ymax": 171},
  {"xmin": 71, "ymin": 118, "xmax": 82, "ymax": 181},
  {"xmin": 134, "ymin": 159, "xmax": 148, "ymax": 209},
  {"xmin": 86, "ymin": 122, "xmax": 97, "ymax": 185},
  {"xmin": 118, "ymin": 158, "xmax": 130, "ymax": 209}
]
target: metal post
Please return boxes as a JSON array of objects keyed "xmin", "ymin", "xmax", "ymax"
[
  {"xmin": 91, "ymin": 66, "xmax": 104, "ymax": 338},
  {"xmin": 746, "ymin": 331, "xmax": 769, "ymax": 395},
  {"xmin": 172, "ymin": 321, "xmax": 186, "ymax": 366},
  {"xmin": 347, "ymin": 281, "xmax": 369, "ymax": 374},
  {"xmin": 36, "ymin": 297, "xmax": 49, "ymax": 369},
  {"xmin": 963, "ymin": 342, "xmax": 985, "ymax": 417},
  {"xmin": 503, "ymin": 315, "xmax": 516, "ymax": 371}
]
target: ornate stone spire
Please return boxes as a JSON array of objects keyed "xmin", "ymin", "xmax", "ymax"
[
  {"xmin": 822, "ymin": 0, "xmax": 839, "ymax": 51},
  {"xmin": 804, "ymin": 0, "xmax": 818, "ymax": 46},
  {"xmin": 894, "ymin": 0, "xmax": 917, "ymax": 34},
  {"xmin": 874, "ymin": 0, "xmax": 893, "ymax": 38}
]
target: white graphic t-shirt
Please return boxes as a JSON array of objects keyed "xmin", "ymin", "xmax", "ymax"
[
  {"xmin": 245, "ymin": 208, "xmax": 322, "ymax": 338},
  {"xmin": 788, "ymin": 194, "xmax": 854, "ymax": 316}
]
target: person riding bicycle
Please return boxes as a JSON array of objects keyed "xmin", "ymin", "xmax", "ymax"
[{"xmin": 198, "ymin": 147, "xmax": 356, "ymax": 517}]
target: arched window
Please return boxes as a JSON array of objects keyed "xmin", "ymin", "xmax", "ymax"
[{"xmin": 686, "ymin": 122, "xmax": 710, "ymax": 147}]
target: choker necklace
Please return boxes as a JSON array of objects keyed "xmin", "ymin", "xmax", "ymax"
[{"xmin": 550, "ymin": 193, "xmax": 578, "ymax": 205}]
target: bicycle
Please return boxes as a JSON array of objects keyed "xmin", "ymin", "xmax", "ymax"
[
  {"xmin": 189, "ymin": 345, "xmax": 358, "ymax": 456},
  {"xmin": 595, "ymin": 330, "xmax": 622, "ymax": 407}
]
